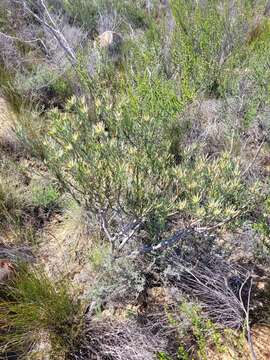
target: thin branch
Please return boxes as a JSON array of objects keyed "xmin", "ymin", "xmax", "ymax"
[
  {"xmin": 123, "ymin": 228, "xmax": 195, "ymax": 258},
  {"xmin": 197, "ymin": 206, "xmax": 249, "ymax": 232},
  {"xmin": 239, "ymin": 275, "xmax": 257, "ymax": 360},
  {"xmin": 241, "ymin": 139, "xmax": 265, "ymax": 177},
  {"xmin": 117, "ymin": 221, "xmax": 142, "ymax": 252},
  {"xmin": 0, "ymin": 31, "xmax": 48, "ymax": 53},
  {"xmin": 246, "ymin": 279, "xmax": 257, "ymax": 360},
  {"xmin": 100, "ymin": 210, "xmax": 115, "ymax": 253},
  {"xmin": 18, "ymin": 0, "xmax": 77, "ymax": 65}
]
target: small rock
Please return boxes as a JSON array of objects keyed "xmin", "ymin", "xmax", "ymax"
[{"xmin": 98, "ymin": 31, "xmax": 123, "ymax": 60}]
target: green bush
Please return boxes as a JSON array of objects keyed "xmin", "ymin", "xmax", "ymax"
[
  {"xmin": 62, "ymin": 0, "xmax": 149, "ymax": 34},
  {"xmin": 20, "ymin": 91, "xmax": 262, "ymax": 252},
  {"xmin": 31, "ymin": 182, "xmax": 61, "ymax": 211},
  {"xmin": 15, "ymin": 0, "xmax": 267, "ymax": 254},
  {"xmin": 160, "ymin": 302, "xmax": 246, "ymax": 360},
  {"xmin": 170, "ymin": 0, "xmax": 256, "ymax": 99}
]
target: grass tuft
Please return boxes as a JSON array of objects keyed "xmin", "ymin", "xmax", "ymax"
[{"xmin": 0, "ymin": 265, "xmax": 83, "ymax": 358}]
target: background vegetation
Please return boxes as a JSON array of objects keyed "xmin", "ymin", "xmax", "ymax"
[{"xmin": 0, "ymin": 0, "xmax": 270, "ymax": 359}]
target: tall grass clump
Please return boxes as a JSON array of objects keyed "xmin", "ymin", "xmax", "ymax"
[{"xmin": 0, "ymin": 265, "xmax": 82, "ymax": 358}]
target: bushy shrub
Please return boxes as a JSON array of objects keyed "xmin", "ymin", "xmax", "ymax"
[
  {"xmin": 30, "ymin": 181, "xmax": 61, "ymax": 211},
  {"xmin": 62, "ymin": 0, "xmax": 149, "ymax": 35},
  {"xmin": 12, "ymin": 0, "xmax": 268, "ymax": 257},
  {"xmin": 19, "ymin": 91, "xmax": 262, "ymax": 254},
  {"xmin": 159, "ymin": 301, "xmax": 246, "ymax": 360},
  {"xmin": 170, "ymin": 0, "xmax": 256, "ymax": 99}
]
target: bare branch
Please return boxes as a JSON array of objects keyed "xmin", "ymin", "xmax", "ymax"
[
  {"xmin": 241, "ymin": 139, "xmax": 265, "ymax": 177},
  {"xmin": 117, "ymin": 220, "xmax": 142, "ymax": 252},
  {"xmin": 16, "ymin": 0, "xmax": 77, "ymax": 65},
  {"xmin": 0, "ymin": 31, "xmax": 48, "ymax": 53},
  {"xmin": 239, "ymin": 275, "xmax": 257, "ymax": 360},
  {"xmin": 124, "ymin": 227, "xmax": 195, "ymax": 258},
  {"xmin": 100, "ymin": 210, "xmax": 115, "ymax": 253}
]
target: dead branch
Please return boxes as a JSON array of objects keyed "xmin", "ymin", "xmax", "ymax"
[
  {"xmin": 13, "ymin": 0, "xmax": 77, "ymax": 65},
  {"xmin": 239, "ymin": 275, "xmax": 257, "ymax": 360},
  {"xmin": 0, "ymin": 31, "xmax": 48, "ymax": 54},
  {"xmin": 241, "ymin": 139, "xmax": 265, "ymax": 177},
  {"xmin": 161, "ymin": 255, "xmax": 251, "ymax": 330},
  {"xmin": 100, "ymin": 208, "xmax": 143, "ymax": 255},
  {"xmin": 125, "ymin": 227, "xmax": 196, "ymax": 259},
  {"xmin": 70, "ymin": 317, "xmax": 166, "ymax": 360}
]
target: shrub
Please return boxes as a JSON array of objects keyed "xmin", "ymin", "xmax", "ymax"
[
  {"xmin": 31, "ymin": 181, "xmax": 61, "ymax": 211},
  {"xmin": 160, "ymin": 301, "xmax": 246, "ymax": 360},
  {"xmin": 62, "ymin": 0, "xmax": 149, "ymax": 34},
  {"xmin": 170, "ymin": 0, "xmax": 255, "ymax": 98},
  {"xmin": 0, "ymin": 265, "xmax": 83, "ymax": 358},
  {"xmin": 18, "ymin": 90, "xmax": 264, "ymax": 254},
  {"xmin": 14, "ymin": 0, "xmax": 268, "ymax": 257}
]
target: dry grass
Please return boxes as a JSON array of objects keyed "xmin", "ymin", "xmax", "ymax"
[
  {"xmin": 0, "ymin": 97, "xmax": 20, "ymax": 152},
  {"xmin": 70, "ymin": 315, "xmax": 167, "ymax": 360},
  {"xmin": 36, "ymin": 202, "xmax": 99, "ymax": 297}
]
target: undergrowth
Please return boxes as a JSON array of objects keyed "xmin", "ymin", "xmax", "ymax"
[{"xmin": 1, "ymin": 0, "xmax": 270, "ymax": 359}]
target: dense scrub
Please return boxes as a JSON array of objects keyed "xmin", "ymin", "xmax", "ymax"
[{"xmin": 0, "ymin": 0, "xmax": 270, "ymax": 359}]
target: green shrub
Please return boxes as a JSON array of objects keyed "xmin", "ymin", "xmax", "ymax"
[
  {"xmin": 31, "ymin": 182, "xmax": 61, "ymax": 211},
  {"xmin": 15, "ymin": 0, "xmax": 267, "ymax": 254},
  {"xmin": 161, "ymin": 302, "xmax": 246, "ymax": 360},
  {"xmin": 62, "ymin": 0, "xmax": 149, "ymax": 34},
  {"xmin": 0, "ymin": 266, "xmax": 83, "ymax": 358},
  {"xmin": 170, "ymin": 0, "xmax": 256, "ymax": 99},
  {"xmin": 173, "ymin": 151, "xmax": 261, "ymax": 224},
  {"xmin": 19, "ymin": 92, "xmax": 262, "ymax": 253}
]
